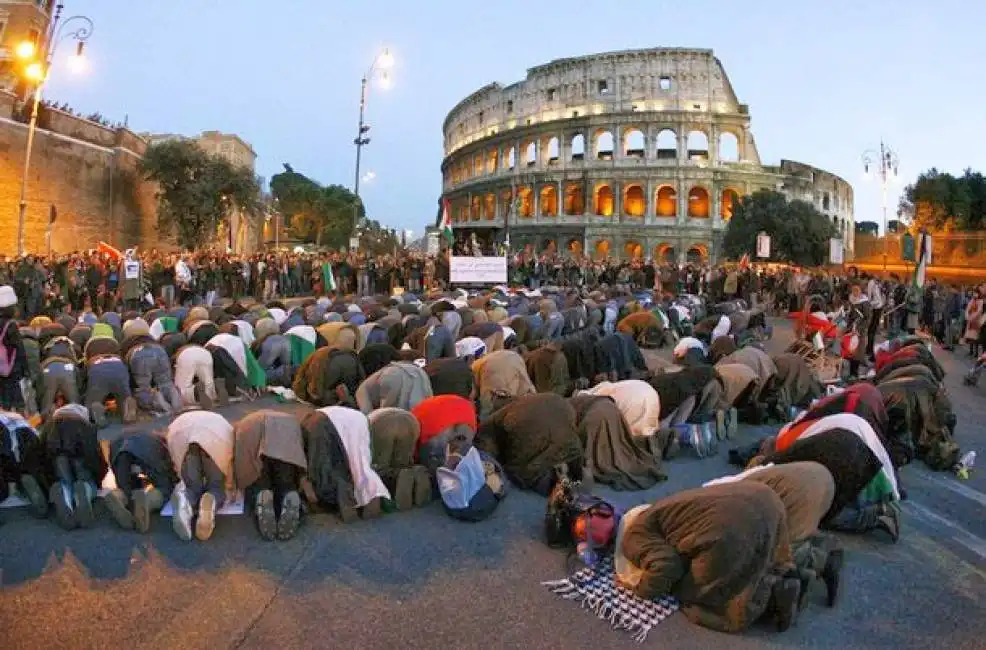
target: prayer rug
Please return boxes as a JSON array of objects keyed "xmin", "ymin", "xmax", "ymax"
[{"xmin": 542, "ymin": 555, "xmax": 679, "ymax": 642}]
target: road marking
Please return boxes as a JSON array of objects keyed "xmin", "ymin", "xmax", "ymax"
[
  {"xmin": 910, "ymin": 469, "xmax": 986, "ymax": 508},
  {"xmin": 904, "ymin": 500, "xmax": 986, "ymax": 561}
]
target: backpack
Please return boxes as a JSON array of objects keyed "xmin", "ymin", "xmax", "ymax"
[
  {"xmin": 544, "ymin": 465, "xmax": 619, "ymax": 550},
  {"xmin": 0, "ymin": 321, "xmax": 17, "ymax": 378}
]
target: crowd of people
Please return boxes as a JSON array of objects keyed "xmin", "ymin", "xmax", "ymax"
[{"xmin": 0, "ymin": 251, "xmax": 969, "ymax": 636}]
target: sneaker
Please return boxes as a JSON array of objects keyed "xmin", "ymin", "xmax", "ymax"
[
  {"xmin": 821, "ymin": 549, "xmax": 844, "ymax": 607},
  {"xmin": 199, "ymin": 386, "xmax": 214, "ymax": 411},
  {"xmin": 772, "ymin": 577, "xmax": 801, "ymax": 632},
  {"xmin": 876, "ymin": 509, "xmax": 900, "ymax": 543},
  {"xmin": 411, "ymin": 465, "xmax": 433, "ymax": 507},
  {"xmin": 171, "ymin": 489, "xmax": 194, "ymax": 541},
  {"xmin": 688, "ymin": 425, "xmax": 708, "ymax": 458},
  {"xmin": 393, "ymin": 468, "xmax": 415, "ymax": 511},
  {"xmin": 701, "ymin": 422, "xmax": 717, "ymax": 457},
  {"xmin": 216, "ymin": 383, "xmax": 230, "ymax": 407},
  {"xmin": 50, "ymin": 482, "xmax": 76, "ymax": 530},
  {"xmin": 19, "ymin": 475, "xmax": 48, "ymax": 518},
  {"xmin": 73, "ymin": 480, "xmax": 95, "ymax": 528},
  {"xmin": 277, "ymin": 491, "xmax": 301, "ymax": 540},
  {"xmin": 255, "ymin": 489, "xmax": 276, "ymax": 541},
  {"xmin": 132, "ymin": 487, "xmax": 162, "ymax": 534},
  {"xmin": 104, "ymin": 488, "xmax": 135, "ymax": 530},
  {"xmin": 336, "ymin": 480, "xmax": 358, "ymax": 523},
  {"xmin": 195, "ymin": 492, "xmax": 217, "ymax": 541},
  {"xmin": 90, "ymin": 403, "xmax": 107, "ymax": 428}
]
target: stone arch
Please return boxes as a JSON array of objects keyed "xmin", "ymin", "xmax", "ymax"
[
  {"xmin": 718, "ymin": 131, "xmax": 739, "ymax": 162},
  {"xmin": 686, "ymin": 130, "xmax": 709, "ymax": 161},
  {"xmin": 594, "ymin": 239, "xmax": 611, "ymax": 259},
  {"xmin": 539, "ymin": 185, "xmax": 558, "ymax": 216},
  {"xmin": 470, "ymin": 195, "xmax": 481, "ymax": 220},
  {"xmin": 567, "ymin": 239, "xmax": 583, "ymax": 256},
  {"xmin": 593, "ymin": 184, "xmax": 614, "ymax": 216},
  {"xmin": 624, "ymin": 241, "xmax": 643, "ymax": 259},
  {"xmin": 483, "ymin": 193, "xmax": 496, "ymax": 220},
  {"xmin": 720, "ymin": 188, "xmax": 740, "ymax": 220},
  {"xmin": 541, "ymin": 239, "xmax": 557, "ymax": 254},
  {"xmin": 655, "ymin": 185, "xmax": 677, "ymax": 217},
  {"xmin": 564, "ymin": 183, "xmax": 585, "ymax": 215},
  {"xmin": 499, "ymin": 189, "xmax": 512, "ymax": 217},
  {"xmin": 686, "ymin": 244, "xmax": 708, "ymax": 264},
  {"xmin": 518, "ymin": 186, "xmax": 533, "ymax": 218},
  {"xmin": 545, "ymin": 136, "xmax": 560, "ymax": 165},
  {"xmin": 656, "ymin": 129, "xmax": 677, "ymax": 160},
  {"xmin": 623, "ymin": 183, "xmax": 646, "ymax": 217},
  {"xmin": 623, "ymin": 127, "xmax": 645, "ymax": 158},
  {"xmin": 525, "ymin": 141, "xmax": 537, "ymax": 167},
  {"xmin": 594, "ymin": 129, "xmax": 614, "ymax": 160},
  {"xmin": 486, "ymin": 149, "xmax": 498, "ymax": 174},
  {"xmin": 823, "ymin": 192, "xmax": 831, "ymax": 211},
  {"xmin": 571, "ymin": 133, "xmax": 586, "ymax": 161},
  {"xmin": 473, "ymin": 153, "xmax": 484, "ymax": 177},
  {"xmin": 688, "ymin": 186, "xmax": 710, "ymax": 218},
  {"xmin": 654, "ymin": 243, "xmax": 675, "ymax": 264}
]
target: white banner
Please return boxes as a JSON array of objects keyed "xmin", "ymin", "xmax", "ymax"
[
  {"xmin": 426, "ymin": 231, "xmax": 440, "ymax": 256},
  {"xmin": 829, "ymin": 238, "xmax": 844, "ymax": 265},
  {"xmin": 450, "ymin": 256, "xmax": 507, "ymax": 284},
  {"xmin": 756, "ymin": 233, "xmax": 771, "ymax": 258},
  {"xmin": 124, "ymin": 261, "xmax": 140, "ymax": 280}
]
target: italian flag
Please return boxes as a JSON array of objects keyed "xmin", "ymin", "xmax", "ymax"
[{"xmin": 440, "ymin": 198, "xmax": 453, "ymax": 245}]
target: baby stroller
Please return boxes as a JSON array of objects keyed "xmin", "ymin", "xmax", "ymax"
[{"xmin": 787, "ymin": 295, "xmax": 844, "ymax": 384}]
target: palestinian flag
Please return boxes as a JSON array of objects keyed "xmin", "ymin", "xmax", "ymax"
[
  {"xmin": 912, "ymin": 231, "xmax": 931, "ymax": 289},
  {"xmin": 321, "ymin": 261, "xmax": 336, "ymax": 293},
  {"xmin": 440, "ymin": 198, "xmax": 453, "ymax": 245}
]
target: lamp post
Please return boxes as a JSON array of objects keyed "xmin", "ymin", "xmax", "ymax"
[
  {"xmin": 351, "ymin": 48, "xmax": 393, "ymax": 251},
  {"xmin": 862, "ymin": 141, "xmax": 899, "ymax": 272},
  {"xmin": 14, "ymin": 3, "xmax": 93, "ymax": 256}
]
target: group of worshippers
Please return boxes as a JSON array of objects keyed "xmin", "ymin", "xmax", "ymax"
[{"xmin": 0, "ymin": 281, "xmax": 960, "ymax": 636}]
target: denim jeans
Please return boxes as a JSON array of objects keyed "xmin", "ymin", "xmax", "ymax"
[
  {"xmin": 128, "ymin": 344, "xmax": 181, "ymax": 412},
  {"xmin": 258, "ymin": 335, "xmax": 292, "ymax": 386},
  {"xmin": 85, "ymin": 357, "xmax": 131, "ymax": 406},
  {"xmin": 181, "ymin": 442, "xmax": 226, "ymax": 508}
]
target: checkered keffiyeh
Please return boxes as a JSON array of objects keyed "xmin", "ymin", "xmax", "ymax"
[{"xmin": 542, "ymin": 555, "xmax": 679, "ymax": 643}]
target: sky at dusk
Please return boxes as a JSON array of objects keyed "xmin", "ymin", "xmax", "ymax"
[{"xmin": 46, "ymin": 0, "xmax": 986, "ymax": 238}]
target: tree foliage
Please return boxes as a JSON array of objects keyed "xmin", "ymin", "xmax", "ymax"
[
  {"xmin": 140, "ymin": 140, "xmax": 262, "ymax": 250},
  {"xmin": 898, "ymin": 168, "xmax": 986, "ymax": 232},
  {"xmin": 723, "ymin": 189, "xmax": 837, "ymax": 266},
  {"xmin": 270, "ymin": 164, "xmax": 364, "ymax": 248}
]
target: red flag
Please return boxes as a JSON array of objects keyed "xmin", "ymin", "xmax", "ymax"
[
  {"xmin": 97, "ymin": 241, "xmax": 124, "ymax": 262},
  {"xmin": 738, "ymin": 253, "xmax": 750, "ymax": 270}
]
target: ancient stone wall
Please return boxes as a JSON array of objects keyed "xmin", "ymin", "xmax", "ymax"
[{"xmin": 0, "ymin": 91, "xmax": 165, "ymax": 255}]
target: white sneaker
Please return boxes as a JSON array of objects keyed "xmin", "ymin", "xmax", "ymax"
[
  {"xmin": 195, "ymin": 492, "xmax": 217, "ymax": 541},
  {"xmin": 171, "ymin": 490, "xmax": 194, "ymax": 541}
]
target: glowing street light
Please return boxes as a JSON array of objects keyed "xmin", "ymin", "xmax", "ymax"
[
  {"xmin": 861, "ymin": 140, "xmax": 900, "ymax": 270},
  {"xmin": 16, "ymin": 40, "xmax": 36, "ymax": 59}
]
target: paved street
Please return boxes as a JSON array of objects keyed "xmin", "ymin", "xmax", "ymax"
[{"xmin": 2, "ymin": 320, "xmax": 985, "ymax": 650}]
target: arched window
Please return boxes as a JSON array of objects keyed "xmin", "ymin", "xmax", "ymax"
[
  {"xmin": 624, "ymin": 241, "xmax": 643, "ymax": 259},
  {"xmin": 487, "ymin": 149, "xmax": 498, "ymax": 174},
  {"xmin": 518, "ymin": 186, "xmax": 533, "ymax": 217},
  {"xmin": 483, "ymin": 193, "xmax": 496, "ymax": 220},
  {"xmin": 656, "ymin": 129, "xmax": 677, "ymax": 160},
  {"xmin": 571, "ymin": 133, "xmax": 586, "ymax": 161},
  {"xmin": 594, "ymin": 240, "xmax": 611, "ymax": 259},
  {"xmin": 546, "ymin": 137, "xmax": 560, "ymax": 165},
  {"xmin": 655, "ymin": 185, "xmax": 677, "ymax": 217},
  {"xmin": 688, "ymin": 187, "xmax": 710, "ymax": 218},
  {"xmin": 567, "ymin": 239, "xmax": 583, "ymax": 256},
  {"xmin": 594, "ymin": 130, "xmax": 614, "ymax": 160},
  {"xmin": 506, "ymin": 146, "xmax": 516, "ymax": 170},
  {"xmin": 823, "ymin": 192, "xmax": 831, "ymax": 211},
  {"xmin": 623, "ymin": 184, "xmax": 645, "ymax": 217},
  {"xmin": 539, "ymin": 185, "xmax": 558, "ymax": 216},
  {"xmin": 623, "ymin": 128, "xmax": 645, "ymax": 158},
  {"xmin": 655, "ymin": 244, "xmax": 675, "ymax": 264},
  {"xmin": 500, "ymin": 190, "xmax": 512, "ymax": 217},
  {"xmin": 525, "ymin": 142, "xmax": 537, "ymax": 167},
  {"xmin": 720, "ymin": 189, "xmax": 740, "ymax": 220},
  {"xmin": 686, "ymin": 131, "xmax": 709, "ymax": 162},
  {"xmin": 718, "ymin": 132, "xmax": 739, "ymax": 162},
  {"xmin": 564, "ymin": 183, "xmax": 585, "ymax": 215},
  {"xmin": 594, "ymin": 184, "xmax": 614, "ymax": 216},
  {"xmin": 686, "ymin": 245, "xmax": 707, "ymax": 264},
  {"xmin": 473, "ymin": 154, "xmax": 483, "ymax": 177},
  {"xmin": 470, "ymin": 195, "xmax": 481, "ymax": 220}
]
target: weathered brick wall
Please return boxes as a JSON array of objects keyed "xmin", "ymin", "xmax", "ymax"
[{"xmin": 0, "ymin": 97, "xmax": 167, "ymax": 255}]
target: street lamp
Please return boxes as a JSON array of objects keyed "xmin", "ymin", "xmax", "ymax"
[
  {"xmin": 861, "ymin": 141, "xmax": 900, "ymax": 271},
  {"xmin": 15, "ymin": 3, "xmax": 94, "ymax": 256},
  {"xmin": 351, "ymin": 48, "xmax": 394, "ymax": 250}
]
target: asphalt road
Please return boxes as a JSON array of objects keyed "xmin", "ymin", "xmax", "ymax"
[{"xmin": 1, "ymin": 320, "xmax": 985, "ymax": 650}]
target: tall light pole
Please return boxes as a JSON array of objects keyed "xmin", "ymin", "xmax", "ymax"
[
  {"xmin": 862, "ymin": 141, "xmax": 899, "ymax": 272},
  {"xmin": 15, "ymin": 3, "xmax": 93, "ymax": 256},
  {"xmin": 351, "ymin": 48, "xmax": 393, "ymax": 251}
]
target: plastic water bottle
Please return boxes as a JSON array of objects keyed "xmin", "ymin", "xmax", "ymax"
[
  {"xmin": 577, "ymin": 541, "xmax": 598, "ymax": 567},
  {"xmin": 955, "ymin": 451, "xmax": 976, "ymax": 480}
]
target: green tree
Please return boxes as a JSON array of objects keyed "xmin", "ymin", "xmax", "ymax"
[
  {"xmin": 898, "ymin": 168, "xmax": 986, "ymax": 232},
  {"xmin": 140, "ymin": 140, "xmax": 261, "ymax": 249},
  {"xmin": 270, "ymin": 164, "xmax": 364, "ymax": 248},
  {"xmin": 723, "ymin": 189, "xmax": 836, "ymax": 266}
]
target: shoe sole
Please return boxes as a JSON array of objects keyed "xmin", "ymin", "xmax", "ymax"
[
  {"xmin": 196, "ymin": 493, "xmax": 217, "ymax": 541},
  {"xmin": 277, "ymin": 492, "xmax": 301, "ymax": 540},
  {"xmin": 823, "ymin": 549, "xmax": 844, "ymax": 607},
  {"xmin": 775, "ymin": 578, "xmax": 801, "ymax": 632},
  {"xmin": 256, "ymin": 490, "xmax": 277, "ymax": 541},
  {"xmin": 393, "ymin": 469, "xmax": 414, "ymax": 511},
  {"xmin": 50, "ymin": 483, "xmax": 76, "ymax": 530},
  {"xmin": 360, "ymin": 497, "xmax": 382, "ymax": 520},
  {"xmin": 73, "ymin": 481, "xmax": 94, "ymax": 528},
  {"xmin": 20, "ymin": 475, "xmax": 48, "ymax": 518},
  {"xmin": 200, "ymin": 391, "xmax": 214, "ymax": 411},
  {"xmin": 412, "ymin": 466, "xmax": 432, "ymax": 507},
  {"xmin": 132, "ymin": 490, "xmax": 152, "ymax": 533},
  {"xmin": 104, "ymin": 492, "xmax": 135, "ymax": 530},
  {"xmin": 336, "ymin": 480, "xmax": 358, "ymax": 523},
  {"xmin": 171, "ymin": 492, "xmax": 193, "ymax": 541}
]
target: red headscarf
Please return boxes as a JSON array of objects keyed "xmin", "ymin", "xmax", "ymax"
[{"xmin": 411, "ymin": 395, "xmax": 477, "ymax": 451}]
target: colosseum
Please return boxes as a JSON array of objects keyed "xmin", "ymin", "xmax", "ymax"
[{"xmin": 440, "ymin": 48, "xmax": 855, "ymax": 264}]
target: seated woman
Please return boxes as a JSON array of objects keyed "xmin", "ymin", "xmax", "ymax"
[
  {"xmin": 300, "ymin": 405, "xmax": 389, "ymax": 522},
  {"xmin": 104, "ymin": 430, "xmax": 176, "ymax": 533},
  {"xmin": 368, "ymin": 407, "xmax": 431, "ymax": 510},
  {"xmin": 174, "ymin": 344, "xmax": 219, "ymax": 408},
  {"xmin": 617, "ymin": 481, "xmax": 802, "ymax": 633},
  {"xmin": 234, "ymin": 410, "xmax": 309, "ymax": 541},
  {"xmin": 355, "ymin": 361, "xmax": 433, "ymax": 414},
  {"xmin": 474, "ymin": 392, "xmax": 584, "ymax": 495},
  {"xmin": 43, "ymin": 404, "xmax": 106, "ymax": 530},
  {"xmin": 0, "ymin": 409, "xmax": 48, "ymax": 517},
  {"xmin": 165, "ymin": 410, "xmax": 235, "ymax": 541}
]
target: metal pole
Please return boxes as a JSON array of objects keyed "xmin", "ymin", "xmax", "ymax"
[
  {"xmin": 17, "ymin": 86, "xmax": 43, "ymax": 255},
  {"xmin": 275, "ymin": 212, "xmax": 279, "ymax": 250},
  {"xmin": 352, "ymin": 75, "xmax": 368, "ymax": 246}
]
